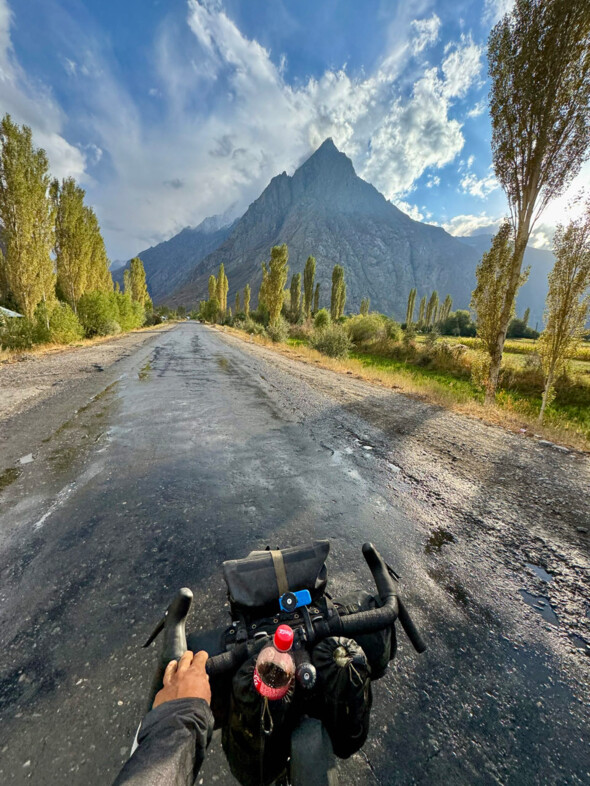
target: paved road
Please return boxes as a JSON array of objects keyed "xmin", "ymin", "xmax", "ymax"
[{"xmin": 0, "ymin": 324, "xmax": 588, "ymax": 785}]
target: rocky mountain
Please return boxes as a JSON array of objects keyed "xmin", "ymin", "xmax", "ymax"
[
  {"xmin": 456, "ymin": 235, "xmax": 553, "ymax": 328},
  {"xmin": 114, "ymin": 213, "xmax": 236, "ymax": 303},
  {"xmin": 165, "ymin": 139, "xmax": 483, "ymax": 318}
]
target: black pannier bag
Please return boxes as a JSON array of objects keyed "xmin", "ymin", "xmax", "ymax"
[
  {"xmin": 332, "ymin": 590, "xmax": 396, "ymax": 679},
  {"xmin": 222, "ymin": 652, "xmax": 294, "ymax": 786},
  {"xmin": 222, "ymin": 541, "xmax": 330, "ymax": 620},
  {"xmin": 312, "ymin": 636, "xmax": 372, "ymax": 759}
]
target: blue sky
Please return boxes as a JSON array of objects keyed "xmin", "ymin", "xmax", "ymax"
[{"xmin": 1, "ymin": 0, "xmax": 586, "ymax": 260}]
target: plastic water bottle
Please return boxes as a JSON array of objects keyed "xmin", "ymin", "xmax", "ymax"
[{"xmin": 253, "ymin": 624, "xmax": 295, "ymax": 700}]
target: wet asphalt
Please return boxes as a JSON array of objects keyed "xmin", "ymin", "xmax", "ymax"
[{"xmin": 0, "ymin": 323, "xmax": 588, "ymax": 785}]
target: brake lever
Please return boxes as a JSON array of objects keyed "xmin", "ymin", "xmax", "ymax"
[{"xmin": 143, "ymin": 615, "xmax": 166, "ymax": 648}]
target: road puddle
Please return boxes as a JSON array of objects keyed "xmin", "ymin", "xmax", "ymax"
[
  {"xmin": 138, "ymin": 361, "xmax": 152, "ymax": 380},
  {"xmin": 217, "ymin": 356, "xmax": 230, "ymax": 371},
  {"xmin": 519, "ymin": 590, "xmax": 559, "ymax": 626},
  {"xmin": 525, "ymin": 563, "xmax": 553, "ymax": 582},
  {"xmin": 425, "ymin": 527, "xmax": 456, "ymax": 554}
]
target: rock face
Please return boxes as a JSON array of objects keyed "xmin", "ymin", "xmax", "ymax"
[
  {"xmin": 114, "ymin": 214, "xmax": 235, "ymax": 303},
  {"xmin": 167, "ymin": 139, "xmax": 482, "ymax": 318}
]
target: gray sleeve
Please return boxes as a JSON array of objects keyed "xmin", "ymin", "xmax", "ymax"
[{"xmin": 112, "ymin": 698, "xmax": 214, "ymax": 786}]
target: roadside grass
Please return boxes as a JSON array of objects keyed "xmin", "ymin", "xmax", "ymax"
[
  {"xmin": 0, "ymin": 322, "xmax": 173, "ymax": 365},
  {"xmin": 220, "ymin": 326, "xmax": 590, "ymax": 451}
]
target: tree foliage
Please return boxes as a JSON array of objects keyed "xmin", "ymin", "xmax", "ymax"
[
  {"xmin": 330, "ymin": 265, "xmax": 346, "ymax": 320},
  {"xmin": 425, "ymin": 290, "xmax": 439, "ymax": 327},
  {"xmin": 313, "ymin": 283, "xmax": 320, "ymax": 314},
  {"xmin": 0, "ymin": 114, "xmax": 55, "ymax": 318},
  {"xmin": 216, "ymin": 263, "xmax": 228, "ymax": 315},
  {"xmin": 244, "ymin": 284, "xmax": 251, "ymax": 316},
  {"xmin": 303, "ymin": 256, "xmax": 316, "ymax": 319},
  {"xmin": 289, "ymin": 272, "xmax": 301, "ymax": 322},
  {"xmin": 263, "ymin": 244, "xmax": 289, "ymax": 325},
  {"xmin": 52, "ymin": 177, "xmax": 92, "ymax": 309},
  {"xmin": 360, "ymin": 297, "xmax": 370, "ymax": 316},
  {"xmin": 486, "ymin": 0, "xmax": 590, "ymax": 395},
  {"xmin": 406, "ymin": 288, "xmax": 417, "ymax": 325},
  {"xmin": 417, "ymin": 295, "xmax": 426, "ymax": 328},
  {"xmin": 537, "ymin": 208, "xmax": 590, "ymax": 420},
  {"xmin": 471, "ymin": 222, "xmax": 528, "ymax": 401},
  {"xmin": 126, "ymin": 257, "xmax": 150, "ymax": 307}
]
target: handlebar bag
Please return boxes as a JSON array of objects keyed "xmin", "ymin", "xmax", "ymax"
[
  {"xmin": 333, "ymin": 590, "xmax": 396, "ymax": 679},
  {"xmin": 223, "ymin": 541, "xmax": 329, "ymax": 619},
  {"xmin": 222, "ymin": 653, "xmax": 294, "ymax": 786},
  {"xmin": 312, "ymin": 636, "xmax": 372, "ymax": 759}
]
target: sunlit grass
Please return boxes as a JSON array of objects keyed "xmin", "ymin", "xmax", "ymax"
[{"xmin": 223, "ymin": 326, "xmax": 590, "ymax": 451}]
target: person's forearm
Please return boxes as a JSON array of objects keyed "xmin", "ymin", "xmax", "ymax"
[{"xmin": 112, "ymin": 698, "xmax": 214, "ymax": 786}]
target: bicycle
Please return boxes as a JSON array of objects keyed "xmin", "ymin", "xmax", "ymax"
[{"xmin": 141, "ymin": 541, "xmax": 426, "ymax": 785}]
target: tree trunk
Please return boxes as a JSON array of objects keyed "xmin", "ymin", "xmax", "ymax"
[
  {"xmin": 539, "ymin": 369, "xmax": 554, "ymax": 423},
  {"xmin": 486, "ymin": 221, "xmax": 531, "ymax": 400}
]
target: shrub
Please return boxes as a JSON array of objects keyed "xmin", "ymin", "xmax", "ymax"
[
  {"xmin": 113, "ymin": 292, "xmax": 145, "ymax": 331},
  {"xmin": 235, "ymin": 318, "xmax": 266, "ymax": 336},
  {"xmin": 0, "ymin": 316, "xmax": 37, "ymax": 350},
  {"xmin": 253, "ymin": 304, "xmax": 270, "ymax": 326},
  {"xmin": 346, "ymin": 314, "xmax": 385, "ymax": 344},
  {"xmin": 266, "ymin": 316, "xmax": 289, "ymax": 343},
  {"xmin": 384, "ymin": 319, "xmax": 402, "ymax": 342},
  {"xmin": 199, "ymin": 298, "xmax": 219, "ymax": 323},
  {"xmin": 310, "ymin": 324, "xmax": 352, "ymax": 358},
  {"xmin": 49, "ymin": 302, "xmax": 84, "ymax": 343},
  {"xmin": 289, "ymin": 323, "xmax": 312, "ymax": 341},
  {"xmin": 314, "ymin": 308, "xmax": 331, "ymax": 329},
  {"xmin": 78, "ymin": 291, "xmax": 119, "ymax": 337}
]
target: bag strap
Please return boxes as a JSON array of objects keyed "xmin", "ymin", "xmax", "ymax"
[{"xmin": 270, "ymin": 550, "xmax": 289, "ymax": 595}]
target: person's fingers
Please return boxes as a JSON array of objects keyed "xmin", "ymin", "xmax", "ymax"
[
  {"xmin": 163, "ymin": 659, "xmax": 177, "ymax": 685},
  {"xmin": 190, "ymin": 650, "xmax": 209, "ymax": 673},
  {"xmin": 177, "ymin": 650, "xmax": 194, "ymax": 673}
]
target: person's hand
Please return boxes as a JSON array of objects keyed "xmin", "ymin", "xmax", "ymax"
[{"xmin": 153, "ymin": 650, "xmax": 211, "ymax": 708}]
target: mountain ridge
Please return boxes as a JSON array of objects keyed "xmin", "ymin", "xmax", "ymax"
[{"xmin": 165, "ymin": 139, "xmax": 482, "ymax": 318}]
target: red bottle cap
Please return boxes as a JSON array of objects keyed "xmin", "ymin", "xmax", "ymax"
[{"xmin": 274, "ymin": 624, "xmax": 294, "ymax": 652}]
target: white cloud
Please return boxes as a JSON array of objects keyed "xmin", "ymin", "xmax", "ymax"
[
  {"xmin": 460, "ymin": 170, "xmax": 499, "ymax": 198},
  {"xmin": 426, "ymin": 175, "xmax": 440, "ymax": 188},
  {"xmin": 0, "ymin": 0, "xmax": 86, "ymax": 181},
  {"xmin": 441, "ymin": 35, "xmax": 483, "ymax": 99},
  {"xmin": 441, "ymin": 213, "xmax": 502, "ymax": 236},
  {"xmin": 467, "ymin": 98, "xmax": 487, "ymax": 118},
  {"xmin": 410, "ymin": 14, "xmax": 441, "ymax": 54},
  {"xmin": 396, "ymin": 201, "xmax": 424, "ymax": 221},
  {"xmin": 483, "ymin": 0, "xmax": 514, "ymax": 26}
]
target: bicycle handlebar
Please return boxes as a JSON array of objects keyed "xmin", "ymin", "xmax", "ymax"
[{"xmin": 146, "ymin": 542, "xmax": 425, "ymax": 699}]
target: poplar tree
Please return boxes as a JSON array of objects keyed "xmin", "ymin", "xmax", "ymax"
[
  {"xmin": 406, "ymin": 288, "xmax": 417, "ymax": 325},
  {"xmin": 303, "ymin": 256, "xmax": 316, "ymax": 319},
  {"xmin": 471, "ymin": 222, "xmax": 528, "ymax": 403},
  {"xmin": 417, "ymin": 296, "xmax": 426, "ymax": 328},
  {"xmin": 330, "ymin": 265, "xmax": 346, "ymax": 320},
  {"xmin": 523, "ymin": 307, "xmax": 530, "ymax": 328},
  {"xmin": 258, "ymin": 263, "xmax": 269, "ymax": 309},
  {"xmin": 235, "ymin": 291, "xmax": 240, "ymax": 313},
  {"xmin": 485, "ymin": 0, "xmax": 590, "ymax": 398},
  {"xmin": 440, "ymin": 294, "xmax": 453, "ymax": 323},
  {"xmin": 216, "ymin": 263, "xmax": 228, "ymax": 315},
  {"xmin": 313, "ymin": 283, "xmax": 320, "ymax": 314},
  {"xmin": 0, "ymin": 114, "xmax": 55, "ymax": 318},
  {"xmin": 264, "ymin": 244, "xmax": 289, "ymax": 325},
  {"xmin": 538, "ymin": 209, "xmax": 590, "ymax": 421},
  {"xmin": 126, "ymin": 257, "xmax": 150, "ymax": 307},
  {"xmin": 425, "ymin": 291, "xmax": 439, "ymax": 327},
  {"xmin": 360, "ymin": 297, "xmax": 370, "ymax": 316},
  {"xmin": 208, "ymin": 275, "xmax": 217, "ymax": 300},
  {"xmin": 52, "ymin": 177, "xmax": 92, "ymax": 309},
  {"xmin": 290, "ymin": 272, "xmax": 301, "ymax": 321},
  {"xmin": 85, "ymin": 207, "xmax": 112, "ymax": 292},
  {"xmin": 244, "ymin": 284, "xmax": 250, "ymax": 316}
]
